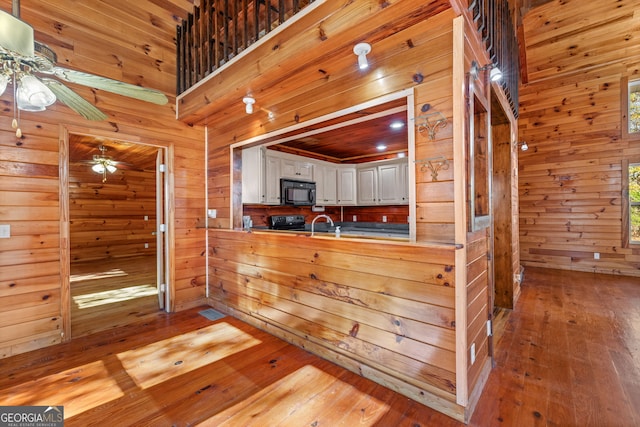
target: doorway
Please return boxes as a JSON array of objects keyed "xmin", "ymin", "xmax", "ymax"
[
  {"xmin": 60, "ymin": 130, "xmax": 170, "ymax": 339},
  {"xmin": 490, "ymin": 89, "xmax": 517, "ymax": 327}
]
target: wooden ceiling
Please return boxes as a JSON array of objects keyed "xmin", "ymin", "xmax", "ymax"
[
  {"xmin": 2, "ymin": 0, "xmax": 632, "ymax": 164},
  {"xmin": 68, "ymin": 134, "xmax": 159, "ymax": 172}
]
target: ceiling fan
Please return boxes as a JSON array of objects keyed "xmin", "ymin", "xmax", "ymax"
[
  {"xmin": 0, "ymin": 1, "xmax": 169, "ymax": 135},
  {"xmin": 78, "ymin": 145, "xmax": 132, "ymax": 183}
]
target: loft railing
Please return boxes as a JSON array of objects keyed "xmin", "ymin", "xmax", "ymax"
[
  {"xmin": 177, "ymin": 0, "xmax": 316, "ymax": 94},
  {"xmin": 469, "ymin": 0, "xmax": 519, "ymax": 118}
]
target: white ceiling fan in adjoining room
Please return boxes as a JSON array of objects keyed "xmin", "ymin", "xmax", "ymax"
[{"xmin": 0, "ymin": 0, "xmax": 169, "ymax": 137}]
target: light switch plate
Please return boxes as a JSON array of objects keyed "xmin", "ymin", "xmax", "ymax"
[{"xmin": 0, "ymin": 224, "xmax": 10, "ymax": 238}]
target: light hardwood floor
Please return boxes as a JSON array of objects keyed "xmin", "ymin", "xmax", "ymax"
[
  {"xmin": 70, "ymin": 256, "xmax": 161, "ymax": 338},
  {"xmin": 0, "ymin": 267, "xmax": 638, "ymax": 426}
]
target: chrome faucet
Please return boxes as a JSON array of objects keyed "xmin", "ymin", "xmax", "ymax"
[{"xmin": 311, "ymin": 214, "xmax": 334, "ymax": 236}]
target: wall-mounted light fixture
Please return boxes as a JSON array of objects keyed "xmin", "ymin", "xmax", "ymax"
[
  {"xmin": 242, "ymin": 96, "xmax": 255, "ymax": 114},
  {"xmin": 414, "ymin": 111, "xmax": 448, "ymax": 141},
  {"xmin": 469, "ymin": 60, "xmax": 503, "ymax": 82},
  {"xmin": 353, "ymin": 42, "xmax": 371, "ymax": 70},
  {"xmin": 517, "ymin": 141, "xmax": 528, "ymax": 151}
]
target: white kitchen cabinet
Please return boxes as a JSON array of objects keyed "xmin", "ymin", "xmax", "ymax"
[
  {"xmin": 315, "ymin": 163, "xmax": 338, "ymax": 205},
  {"xmin": 378, "ymin": 162, "xmax": 403, "ymax": 204},
  {"xmin": 264, "ymin": 153, "xmax": 282, "ymax": 204},
  {"xmin": 400, "ymin": 161, "xmax": 409, "ymax": 204},
  {"xmin": 357, "ymin": 160, "xmax": 407, "ymax": 205},
  {"xmin": 280, "ymin": 157, "xmax": 314, "ymax": 180},
  {"xmin": 337, "ymin": 167, "xmax": 357, "ymax": 205},
  {"xmin": 242, "ymin": 146, "xmax": 265, "ymax": 204},
  {"xmin": 357, "ymin": 166, "xmax": 377, "ymax": 205}
]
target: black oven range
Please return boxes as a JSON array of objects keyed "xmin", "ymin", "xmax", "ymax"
[{"xmin": 269, "ymin": 215, "xmax": 306, "ymax": 231}]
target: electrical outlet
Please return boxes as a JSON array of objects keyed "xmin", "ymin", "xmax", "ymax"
[
  {"xmin": 352, "ymin": 215, "xmax": 357, "ymax": 222},
  {"xmin": 382, "ymin": 215, "xmax": 387, "ymax": 222},
  {"xmin": 144, "ymin": 243, "xmax": 149, "ymax": 249},
  {"xmin": 207, "ymin": 209, "xmax": 217, "ymax": 218},
  {"xmin": 470, "ymin": 343, "xmax": 476, "ymax": 364},
  {"xmin": 0, "ymin": 224, "xmax": 10, "ymax": 238},
  {"xmin": 144, "ymin": 215, "xmax": 149, "ymax": 221},
  {"xmin": 594, "ymin": 252, "xmax": 600, "ymax": 260}
]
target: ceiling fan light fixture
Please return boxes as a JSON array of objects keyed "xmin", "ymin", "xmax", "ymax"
[
  {"xmin": 91, "ymin": 163, "xmax": 106, "ymax": 173},
  {"xmin": 106, "ymin": 164, "xmax": 117, "ymax": 173},
  {"xmin": 18, "ymin": 74, "xmax": 56, "ymax": 107},
  {"xmin": 16, "ymin": 85, "xmax": 45, "ymax": 111}
]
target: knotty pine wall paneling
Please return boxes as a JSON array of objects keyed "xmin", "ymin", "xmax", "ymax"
[
  {"xmin": 68, "ymin": 161, "xmax": 157, "ymax": 263},
  {"xmin": 518, "ymin": 0, "xmax": 640, "ymax": 276},
  {"xmin": 0, "ymin": 0, "xmax": 206, "ymax": 358}
]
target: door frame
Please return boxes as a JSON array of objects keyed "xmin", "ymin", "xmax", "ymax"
[{"xmin": 59, "ymin": 125, "xmax": 174, "ymax": 341}]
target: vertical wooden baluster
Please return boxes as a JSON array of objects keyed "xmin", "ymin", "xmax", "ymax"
[
  {"xmin": 194, "ymin": 6, "xmax": 201, "ymax": 81},
  {"xmin": 223, "ymin": 0, "xmax": 229, "ymax": 63},
  {"xmin": 205, "ymin": 0, "xmax": 212, "ymax": 74},
  {"xmin": 254, "ymin": 0, "xmax": 260, "ymax": 41},
  {"xmin": 176, "ymin": 24, "xmax": 182, "ymax": 94},
  {"xmin": 213, "ymin": 0, "xmax": 219, "ymax": 69},
  {"xmin": 242, "ymin": 0, "xmax": 248, "ymax": 51},
  {"xmin": 278, "ymin": 0, "xmax": 284, "ymax": 25},
  {"xmin": 293, "ymin": 0, "xmax": 299, "ymax": 14},
  {"xmin": 233, "ymin": 0, "xmax": 238, "ymax": 56},
  {"xmin": 266, "ymin": 0, "xmax": 272, "ymax": 34},
  {"xmin": 187, "ymin": 12, "xmax": 194, "ymax": 88}
]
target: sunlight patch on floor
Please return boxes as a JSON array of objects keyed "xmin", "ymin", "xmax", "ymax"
[
  {"xmin": 195, "ymin": 365, "xmax": 388, "ymax": 426},
  {"xmin": 72, "ymin": 284, "xmax": 158, "ymax": 309},
  {"xmin": 70, "ymin": 268, "xmax": 128, "ymax": 282},
  {"xmin": 117, "ymin": 322, "xmax": 261, "ymax": 390},
  {"xmin": 0, "ymin": 360, "xmax": 125, "ymax": 419}
]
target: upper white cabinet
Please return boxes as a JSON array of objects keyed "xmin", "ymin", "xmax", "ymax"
[
  {"xmin": 315, "ymin": 163, "xmax": 338, "ymax": 205},
  {"xmin": 244, "ymin": 148, "xmax": 407, "ymax": 206},
  {"xmin": 357, "ymin": 160, "xmax": 407, "ymax": 205},
  {"xmin": 242, "ymin": 146, "xmax": 265, "ymax": 204},
  {"xmin": 264, "ymin": 153, "xmax": 282, "ymax": 205},
  {"xmin": 280, "ymin": 157, "xmax": 314, "ymax": 180},
  {"xmin": 357, "ymin": 166, "xmax": 377, "ymax": 205},
  {"xmin": 337, "ymin": 167, "xmax": 357, "ymax": 205}
]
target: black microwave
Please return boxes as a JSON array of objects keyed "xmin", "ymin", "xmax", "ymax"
[{"xmin": 280, "ymin": 178, "xmax": 316, "ymax": 206}]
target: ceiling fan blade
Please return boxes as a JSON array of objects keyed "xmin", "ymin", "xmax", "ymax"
[
  {"xmin": 52, "ymin": 67, "xmax": 168, "ymax": 105},
  {"xmin": 41, "ymin": 78, "xmax": 109, "ymax": 121}
]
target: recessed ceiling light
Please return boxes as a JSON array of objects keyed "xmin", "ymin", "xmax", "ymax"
[
  {"xmin": 376, "ymin": 144, "xmax": 387, "ymax": 151},
  {"xmin": 389, "ymin": 121, "xmax": 404, "ymax": 129}
]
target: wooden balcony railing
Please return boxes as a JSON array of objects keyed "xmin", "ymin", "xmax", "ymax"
[
  {"xmin": 177, "ymin": 0, "xmax": 316, "ymax": 94},
  {"xmin": 469, "ymin": 0, "xmax": 520, "ymax": 118}
]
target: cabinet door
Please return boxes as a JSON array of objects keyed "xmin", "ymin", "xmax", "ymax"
[
  {"xmin": 400, "ymin": 161, "xmax": 409, "ymax": 204},
  {"xmin": 297, "ymin": 161, "xmax": 314, "ymax": 180},
  {"xmin": 265, "ymin": 155, "xmax": 281, "ymax": 204},
  {"xmin": 377, "ymin": 163, "xmax": 402, "ymax": 204},
  {"xmin": 357, "ymin": 167, "xmax": 377, "ymax": 205},
  {"xmin": 316, "ymin": 164, "xmax": 337, "ymax": 205},
  {"xmin": 280, "ymin": 158, "xmax": 314, "ymax": 180},
  {"xmin": 241, "ymin": 146, "xmax": 264, "ymax": 204},
  {"xmin": 337, "ymin": 167, "xmax": 357, "ymax": 205}
]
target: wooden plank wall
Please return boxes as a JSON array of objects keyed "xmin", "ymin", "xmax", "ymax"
[
  {"xmin": 518, "ymin": 0, "xmax": 640, "ymax": 276},
  {"xmin": 68, "ymin": 166, "xmax": 157, "ymax": 263},
  {"xmin": 0, "ymin": 0, "xmax": 206, "ymax": 358},
  {"xmin": 203, "ymin": 7, "xmax": 477, "ymax": 419},
  {"xmin": 207, "ymin": 229, "xmax": 463, "ymax": 418}
]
